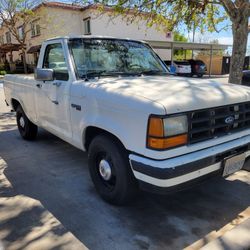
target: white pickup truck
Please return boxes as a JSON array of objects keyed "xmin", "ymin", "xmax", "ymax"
[{"xmin": 3, "ymin": 36, "xmax": 250, "ymax": 205}]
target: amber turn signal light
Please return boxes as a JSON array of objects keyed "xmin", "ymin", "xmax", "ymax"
[
  {"xmin": 148, "ymin": 117, "xmax": 164, "ymax": 137},
  {"xmin": 147, "ymin": 134, "xmax": 188, "ymax": 150}
]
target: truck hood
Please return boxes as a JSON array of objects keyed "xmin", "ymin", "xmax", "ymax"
[{"xmin": 96, "ymin": 75, "xmax": 250, "ymax": 114}]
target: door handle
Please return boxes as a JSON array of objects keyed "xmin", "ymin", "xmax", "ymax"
[
  {"xmin": 53, "ymin": 82, "xmax": 62, "ymax": 87},
  {"xmin": 52, "ymin": 100, "xmax": 59, "ymax": 105},
  {"xmin": 71, "ymin": 103, "xmax": 81, "ymax": 111},
  {"xmin": 36, "ymin": 83, "xmax": 42, "ymax": 88}
]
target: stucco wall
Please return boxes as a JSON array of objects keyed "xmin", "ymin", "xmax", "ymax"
[{"xmin": 87, "ymin": 10, "xmax": 169, "ymax": 41}]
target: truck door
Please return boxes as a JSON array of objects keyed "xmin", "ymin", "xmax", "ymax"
[{"xmin": 35, "ymin": 42, "xmax": 72, "ymax": 140}]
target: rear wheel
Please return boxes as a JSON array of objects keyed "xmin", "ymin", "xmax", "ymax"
[
  {"xmin": 16, "ymin": 105, "xmax": 38, "ymax": 140},
  {"xmin": 197, "ymin": 73, "xmax": 203, "ymax": 78},
  {"xmin": 88, "ymin": 135, "xmax": 138, "ymax": 205}
]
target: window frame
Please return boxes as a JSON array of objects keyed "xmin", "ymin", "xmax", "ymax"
[
  {"xmin": 42, "ymin": 42, "xmax": 69, "ymax": 81},
  {"xmin": 0, "ymin": 35, "xmax": 4, "ymax": 45},
  {"xmin": 36, "ymin": 24, "xmax": 41, "ymax": 36},
  {"xmin": 83, "ymin": 17, "xmax": 91, "ymax": 35},
  {"xmin": 17, "ymin": 25, "xmax": 24, "ymax": 40},
  {"xmin": 5, "ymin": 32, "xmax": 11, "ymax": 44},
  {"xmin": 31, "ymin": 20, "xmax": 41, "ymax": 38}
]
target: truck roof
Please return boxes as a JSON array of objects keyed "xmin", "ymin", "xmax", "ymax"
[{"xmin": 46, "ymin": 35, "xmax": 147, "ymax": 44}]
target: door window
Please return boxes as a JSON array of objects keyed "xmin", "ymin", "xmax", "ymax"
[{"xmin": 43, "ymin": 43, "xmax": 69, "ymax": 81}]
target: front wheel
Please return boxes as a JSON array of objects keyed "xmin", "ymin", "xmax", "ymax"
[
  {"xmin": 16, "ymin": 105, "xmax": 38, "ymax": 140},
  {"xmin": 88, "ymin": 135, "xmax": 138, "ymax": 205}
]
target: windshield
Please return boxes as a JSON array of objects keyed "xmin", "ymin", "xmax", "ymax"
[{"xmin": 69, "ymin": 38, "xmax": 168, "ymax": 79}]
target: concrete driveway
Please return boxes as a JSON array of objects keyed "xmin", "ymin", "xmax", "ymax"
[{"xmin": 0, "ymin": 85, "xmax": 250, "ymax": 250}]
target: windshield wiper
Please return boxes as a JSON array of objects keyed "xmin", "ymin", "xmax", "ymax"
[
  {"xmin": 139, "ymin": 70, "xmax": 166, "ymax": 75},
  {"xmin": 80, "ymin": 69, "xmax": 167, "ymax": 80},
  {"xmin": 80, "ymin": 70, "xmax": 141, "ymax": 80},
  {"xmin": 80, "ymin": 70, "xmax": 107, "ymax": 80},
  {"xmin": 106, "ymin": 71, "xmax": 141, "ymax": 76}
]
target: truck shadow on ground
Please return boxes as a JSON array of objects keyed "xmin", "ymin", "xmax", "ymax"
[{"xmin": 0, "ymin": 126, "xmax": 249, "ymax": 250}]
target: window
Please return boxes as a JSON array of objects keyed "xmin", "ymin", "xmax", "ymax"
[
  {"xmin": 31, "ymin": 21, "xmax": 41, "ymax": 37},
  {"xmin": 18, "ymin": 26, "xmax": 24, "ymax": 40},
  {"xmin": 0, "ymin": 35, "xmax": 4, "ymax": 45},
  {"xmin": 43, "ymin": 43, "xmax": 69, "ymax": 81},
  {"xmin": 5, "ymin": 32, "xmax": 11, "ymax": 44},
  {"xmin": 83, "ymin": 18, "xmax": 91, "ymax": 35},
  {"xmin": 69, "ymin": 38, "xmax": 168, "ymax": 79}
]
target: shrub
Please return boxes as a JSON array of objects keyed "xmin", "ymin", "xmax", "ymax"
[
  {"xmin": 0, "ymin": 70, "xmax": 7, "ymax": 75},
  {"xmin": 0, "ymin": 64, "xmax": 5, "ymax": 71}
]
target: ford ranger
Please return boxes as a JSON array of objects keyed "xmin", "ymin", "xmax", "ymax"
[{"xmin": 3, "ymin": 36, "xmax": 250, "ymax": 205}]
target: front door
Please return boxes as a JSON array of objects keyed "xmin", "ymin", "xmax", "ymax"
[{"xmin": 35, "ymin": 42, "xmax": 72, "ymax": 140}]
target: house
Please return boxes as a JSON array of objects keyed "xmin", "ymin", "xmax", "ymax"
[{"xmin": 0, "ymin": 2, "xmax": 172, "ymax": 71}]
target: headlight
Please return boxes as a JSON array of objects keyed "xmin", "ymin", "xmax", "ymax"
[
  {"xmin": 147, "ymin": 115, "xmax": 188, "ymax": 150},
  {"xmin": 163, "ymin": 115, "xmax": 188, "ymax": 136}
]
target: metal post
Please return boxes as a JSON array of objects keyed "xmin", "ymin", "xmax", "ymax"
[
  {"xmin": 171, "ymin": 42, "xmax": 174, "ymax": 66},
  {"xmin": 192, "ymin": 22, "xmax": 195, "ymax": 58},
  {"xmin": 209, "ymin": 45, "xmax": 213, "ymax": 77}
]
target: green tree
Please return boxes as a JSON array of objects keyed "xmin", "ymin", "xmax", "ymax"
[
  {"xmin": 173, "ymin": 32, "xmax": 191, "ymax": 60},
  {"xmin": 0, "ymin": 0, "xmax": 41, "ymax": 73},
  {"xmin": 81, "ymin": 0, "xmax": 250, "ymax": 84},
  {"xmin": 174, "ymin": 32, "xmax": 188, "ymax": 42}
]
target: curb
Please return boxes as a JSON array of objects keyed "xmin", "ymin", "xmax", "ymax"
[{"xmin": 200, "ymin": 218, "xmax": 250, "ymax": 250}]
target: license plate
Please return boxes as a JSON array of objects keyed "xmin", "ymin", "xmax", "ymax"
[{"xmin": 223, "ymin": 153, "xmax": 245, "ymax": 177}]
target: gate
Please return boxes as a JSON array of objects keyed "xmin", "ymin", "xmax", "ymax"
[{"xmin": 222, "ymin": 56, "xmax": 250, "ymax": 74}]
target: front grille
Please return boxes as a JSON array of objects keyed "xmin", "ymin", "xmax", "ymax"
[{"xmin": 189, "ymin": 102, "xmax": 250, "ymax": 144}]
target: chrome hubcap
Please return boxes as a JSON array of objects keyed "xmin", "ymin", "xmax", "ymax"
[
  {"xmin": 19, "ymin": 116, "xmax": 25, "ymax": 128},
  {"xmin": 99, "ymin": 159, "xmax": 112, "ymax": 181}
]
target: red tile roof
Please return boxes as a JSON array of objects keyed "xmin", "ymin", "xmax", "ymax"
[
  {"xmin": 36, "ymin": 1, "xmax": 86, "ymax": 11},
  {"xmin": 35, "ymin": 2, "xmax": 163, "ymax": 19}
]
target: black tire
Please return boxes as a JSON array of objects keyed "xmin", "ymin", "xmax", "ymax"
[
  {"xmin": 16, "ymin": 105, "xmax": 38, "ymax": 140},
  {"xmin": 88, "ymin": 135, "xmax": 138, "ymax": 205},
  {"xmin": 197, "ymin": 73, "xmax": 203, "ymax": 78}
]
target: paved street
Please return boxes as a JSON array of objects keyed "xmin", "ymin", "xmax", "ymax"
[{"xmin": 0, "ymin": 80, "xmax": 249, "ymax": 250}]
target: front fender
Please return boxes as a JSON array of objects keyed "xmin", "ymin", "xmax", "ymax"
[{"xmin": 80, "ymin": 103, "xmax": 150, "ymax": 154}]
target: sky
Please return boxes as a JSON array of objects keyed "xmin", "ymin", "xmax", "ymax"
[
  {"xmin": 185, "ymin": 19, "xmax": 234, "ymax": 49},
  {"xmin": 192, "ymin": 27, "xmax": 233, "ymax": 45},
  {"xmin": 187, "ymin": 19, "xmax": 250, "ymax": 55}
]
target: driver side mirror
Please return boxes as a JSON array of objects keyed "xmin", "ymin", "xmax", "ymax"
[{"xmin": 35, "ymin": 68, "xmax": 54, "ymax": 81}]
